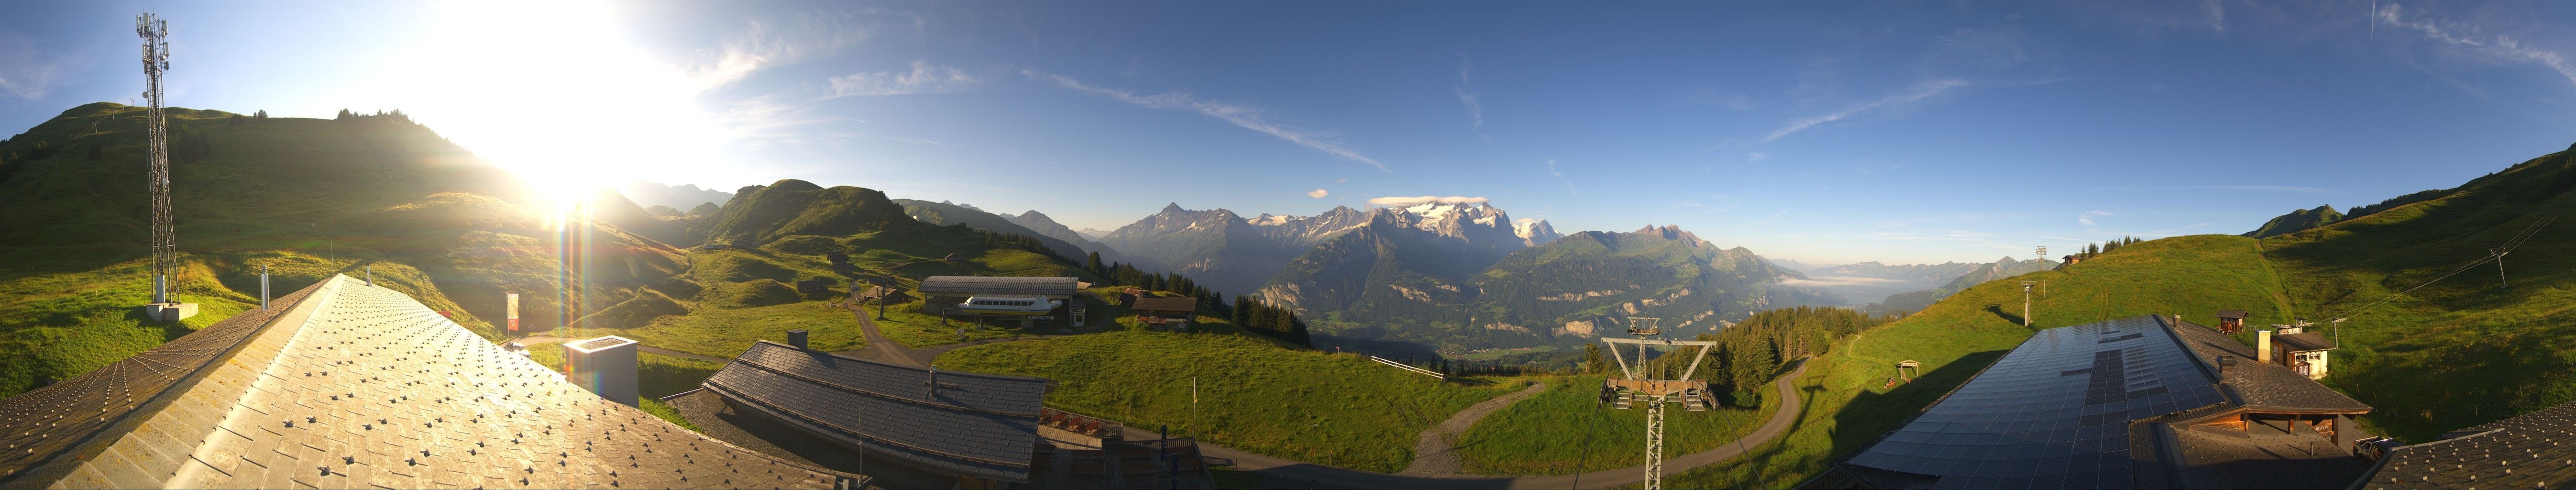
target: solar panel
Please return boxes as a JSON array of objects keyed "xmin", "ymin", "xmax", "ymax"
[{"xmin": 1845, "ymin": 315, "xmax": 2227, "ymax": 489}]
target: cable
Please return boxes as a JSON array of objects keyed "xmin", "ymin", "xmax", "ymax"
[{"xmin": 2325, "ymin": 214, "xmax": 2555, "ymax": 321}]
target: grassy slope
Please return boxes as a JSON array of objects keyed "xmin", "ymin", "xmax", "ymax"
[
  {"xmin": 936, "ymin": 332, "xmax": 1515, "ymax": 473},
  {"xmin": 1668, "ymin": 234, "xmax": 2291, "ymax": 488},
  {"xmin": 1455, "ymin": 374, "xmax": 1778, "ymax": 474}
]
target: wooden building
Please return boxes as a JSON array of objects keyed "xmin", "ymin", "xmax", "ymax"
[
  {"xmin": 2258, "ymin": 328, "xmax": 2337, "ymax": 379},
  {"xmin": 2214, "ymin": 310, "xmax": 2248, "ymax": 334},
  {"xmin": 1130, "ymin": 296, "xmax": 1198, "ymax": 332}
]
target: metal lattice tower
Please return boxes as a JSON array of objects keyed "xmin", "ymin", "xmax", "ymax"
[
  {"xmin": 1596, "ymin": 317, "xmax": 1718, "ymax": 490},
  {"xmin": 137, "ymin": 13, "xmax": 175, "ymax": 304}
]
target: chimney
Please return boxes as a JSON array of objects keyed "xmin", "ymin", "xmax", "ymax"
[
  {"xmin": 566, "ymin": 336, "xmax": 640, "ymax": 406},
  {"xmin": 2215, "ymin": 356, "xmax": 2237, "ymax": 378},
  {"xmin": 2257, "ymin": 329, "xmax": 2273, "ymax": 364},
  {"xmin": 787, "ymin": 329, "xmax": 809, "ymax": 350}
]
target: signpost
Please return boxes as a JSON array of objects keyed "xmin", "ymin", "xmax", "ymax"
[{"xmin": 506, "ymin": 292, "xmax": 520, "ymax": 332}]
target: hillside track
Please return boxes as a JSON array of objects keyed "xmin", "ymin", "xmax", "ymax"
[{"xmin": 1400, "ymin": 380, "xmax": 1551, "ymax": 475}]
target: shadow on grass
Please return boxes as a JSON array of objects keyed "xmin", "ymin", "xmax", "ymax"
[{"xmin": 1824, "ymin": 350, "xmax": 2008, "ymax": 470}]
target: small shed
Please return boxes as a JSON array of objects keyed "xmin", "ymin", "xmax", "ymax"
[
  {"xmin": 2213, "ymin": 310, "xmax": 2249, "ymax": 334},
  {"xmin": 1131, "ymin": 296, "xmax": 1198, "ymax": 332},
  {"xmin": 2270, "ymin": 332, "xmax": 2337, "ymax": 379}
]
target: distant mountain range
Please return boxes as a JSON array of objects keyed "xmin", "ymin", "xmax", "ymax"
[
  {"xmin": 1869, "ymin": 256, "xmax": 2059, "ymax": 313},
  {"xmin": 619, "ymin": 181, "xmax": 733, "ymax": 211},
  {"xmin": 893, "ymin": 199, "xmax": 1119, "ymax": 263}
]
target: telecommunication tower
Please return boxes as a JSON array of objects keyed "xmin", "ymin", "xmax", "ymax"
[
  {"xmin": 2036, "ymin": 245, "xmax": 2048, "ymax": 260},
  {"xmin": 1594, "ymin": 317, "xmax": 1719, "ymax": 490},
  {"xmin": 136, "ymin": 13, "xmax": 192, "ymax": 321}
]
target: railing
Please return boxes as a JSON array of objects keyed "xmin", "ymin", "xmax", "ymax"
[{"xmin": 1368, "ymin": 356, "xmax": 1446, "ymax": 379}]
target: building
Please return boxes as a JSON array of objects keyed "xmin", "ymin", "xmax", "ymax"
[
  {"xmin": 1130, "ymin": 296, "xmax": 1199, "ymax": 332},
  {"xmin": 2213, "ymin": 310, "xmax": 2248, "ymax": 334},
  {"xmin": 1808, "ymin": 314, "xmax": 2373, "ymax": 490},
  {"xmin": 918, "ymin": 276, "xmax": 1080, "ymax": 328},
  {"xmin": 696, "ymin": 340, "xmax": 1052, "ymax": 485},
  {"xmin": 0, "ymin": 275, "xmax": 859, "ymax": 489},
  {"xmin": 2257, "ymin": 328, "xmax": 2336, "ymax": 379},
  {"xmin": 2353, "ymin": 397, "xmax": 2576, "ymax": 489}
]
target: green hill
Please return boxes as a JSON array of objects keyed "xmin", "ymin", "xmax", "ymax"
[
  {"xmin": 935, "ymin": 331, "xmax": 1519, "ymax": 473},
  {"xmin": 2242, "ymin": 204, "xmax": 2345, "ymax": 238},
  {"xmin": 1671, "ymin": 146, "xmax": 2576, "ymax": 488}
]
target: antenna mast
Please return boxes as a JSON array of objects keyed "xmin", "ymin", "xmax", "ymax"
[{"xmin": 138, "ymin": 13, "xmax": 175, "ymax": 305}]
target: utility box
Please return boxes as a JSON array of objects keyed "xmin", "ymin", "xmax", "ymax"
[
  {"xmin": 566, "ymin": 335, "xmax": 639, "ymax": 406},
  {"xmin": 143, "ymin": 302, "xmax": 198, "ymax": 322}
]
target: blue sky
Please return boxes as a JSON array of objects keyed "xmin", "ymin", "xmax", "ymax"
[{"xmin": 6, "ymin": 1, "xmax": 2576, "ymax": 265}]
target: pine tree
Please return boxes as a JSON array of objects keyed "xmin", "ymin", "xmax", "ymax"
[
  {"xmin": 1085, "ymin": 252, "xmax": 1104, "ymax": 275},
  {"xmin": 1582, "ymin": 343, "xmax": 1605, "ymax": 374}
]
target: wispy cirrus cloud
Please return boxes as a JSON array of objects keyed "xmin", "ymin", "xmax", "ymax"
[
  {"xmin": 1733, "ymin": 208, "xmax": 1791, "ymax": 227},
  {"xmin": 1544, "ymin": 159, "xmax": 1577, "ymax": 195},
  {"xmin": 686, "ymin": 11, "xmax": 871, "ymax": 90},
  {"xmin": 2093, "ymin": 185, "xmax": 2335, "ymax": 194},
  {"xmin": 1368, "ymin": 196, "xmax": 1488, "ymax": 206},
  {"xmin": 2078, "ymin": 210, "xmax": 2112, "ymax": 227},
  {"xmin": 2377, "ymin": 3, "xmax": 2576, "ymax": 88},
  {"xmin": 1031, "ymin": 71, "xmax": 1389, "ymax": 172},
  {"xmin": 828, "ymin": 60, "xmax": 980, "ymax": 97},
  {"xmin": 1455, "ymin": 57, "xmax": 1485, "ymax": 132},
  {"xmin": 0, "ymin": 32, "xmax": 64, "ymax": 100},
  {"xmin": 1767, "ymin": 79, "xmax": 1968, "ymax": 141}
]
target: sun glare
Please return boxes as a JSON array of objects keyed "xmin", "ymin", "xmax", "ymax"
[{"xmin": 348, "ymin": 1, "xmax": 733, "ymax": 217}]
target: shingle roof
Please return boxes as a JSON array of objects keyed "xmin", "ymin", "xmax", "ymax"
[
  {"xmin": 1130, "ymin": 297, "xmax": 1198, "ymax": 314},
  {"xmin": 2167, "ymin": 321, "xmax": 2370, "ymax": 412},
  {"xmin": 2359, "ymin": 398, "xmax": 2576, "ymax": 489},
  {"xmin": 700, "ymin": 341, "xmax": 1049, "ymax": 482},
  {"xmin": 0, "ymin": 275, "xmax": 855, "ymax": 489},
  {"xmin": 2272, "ymin": 332, "xmax": 2334, "ymax": 352},
  {"xmin": 915, "ymin": 276, "xmax": 1079, "ymax": 298}
]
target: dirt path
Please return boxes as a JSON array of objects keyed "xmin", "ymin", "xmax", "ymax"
[
  {"xmin": 837, "ymin": 308, "xmax": 931, "ymax": 367},
  {"xmin": 1399, "ymin": 380, "xmax": 1550, "ymax": 475},
  {"xmin": 511, "ymin": 336, "xmax": 730, "ymax": 363},
  {"xmin": 1155, "ymin": 359, "xmax": 1812, "ymax": 489}
]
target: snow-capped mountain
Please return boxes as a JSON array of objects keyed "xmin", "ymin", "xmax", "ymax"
[
  {"xmin": 1097, "ymin": 203, "xmax": 1293, "ymax": 295},
  {"xmin": 1515, "ymin": 219, "xmax": 1561, "ymax": 246},
  {"xmin": 1245, "ymin": 205, "xmax": 1372, "ymax": 250}
]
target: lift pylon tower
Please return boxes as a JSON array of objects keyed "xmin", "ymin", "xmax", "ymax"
[
  {"xmin": 1596, "ymin": 317, "xmax": 1719, "ymax": 490},
  {"xmin": 135, "ymin": 13, "xmax": 193, "ymax": 322}
]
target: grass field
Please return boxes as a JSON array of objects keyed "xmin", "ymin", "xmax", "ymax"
[
  {"xmin": 564, "ymin": 301, "xmax": 865, "ymax": 359},
  {"xmin": 1454, "ymin": 374, "xmax": 1777, "ymax": 475},
  {"xmin": 936, "ymin": 331, "xmax": 1516, "ymax": 473}
]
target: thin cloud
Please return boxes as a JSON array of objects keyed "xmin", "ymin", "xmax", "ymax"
[
  {"xmin": 688, "ymin": 11, "xmax": 870, "ymax": 90},
  {"xmin": 1544, "ymin": 159, "xmax": 1578, "ymax": 195},
  {"xmin": 829, "ymin": 60, "xmax": 980, "ymax": 97},
  {"xmin": 1306, "ymin": 189, "xmax": 1329, "ymax": 199},
  {"xmin": 1032, "ymin": 71, "xmax": 1389, "ymax": 172},
  {"xmin": 2378, "ymin": 4, "xmax": 2576, "ymax": 88},
  {"xmin": 1767, "ymin": 79, "xmax": 1968, "ymax": 141},
  {"xmin": 1456, "ymin": 57, "xmax": 1484, "ymax": 131},
  {"xmin": 2098, "ymin": 185, "xmax": 2335, "ymax": 194},
  {"xmin": 1368, "ymin": 196, "xmax": 1488, "ymax": 206},
  {"xmin": 0, "ymin": 32, "xmax": 63, "ymax": 100},
  {"xmin": 1733, "ymin": 209, "xmax": 1791, "ymax": 228}
]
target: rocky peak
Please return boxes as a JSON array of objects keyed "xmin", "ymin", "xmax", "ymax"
[{"xmin": 1513, "ymin": 219, "xmax": 1561, "ymax": 246}]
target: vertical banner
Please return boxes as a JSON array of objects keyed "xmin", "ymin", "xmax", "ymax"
[{"xmin": 506, "ymin": 292, "xmax": 520, "ymax": 332}]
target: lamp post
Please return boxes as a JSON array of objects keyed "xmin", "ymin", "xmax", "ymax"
[{"xmin": 2020, "ymin": 280, "xmax": 2037, "ymax": 327}]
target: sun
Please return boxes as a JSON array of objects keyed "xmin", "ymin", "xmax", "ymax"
[{"xmin": 343, "ymin": 0, "xmax": 736, "ymax": 219}]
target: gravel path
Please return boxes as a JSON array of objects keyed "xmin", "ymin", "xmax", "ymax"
[{"xmin": 1399, "ymin": 380, "xmax": 1551, "ymax": 475}]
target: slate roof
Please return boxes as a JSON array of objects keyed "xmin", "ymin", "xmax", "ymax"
[
  {"xmin": 915, "ymin": 276, "xmax": 1079, "ymax": 298},
  {"xmin": 0, "ymin": 275, "xmax": 857, "ymax": 489},
  {"xmin": 2272, "ymin": 332, "xmax": 2335, "ymax": 352},
  {"xmin": 1832, "ymin": 314, "xmax": 2376, "ymax": 490},
  {"xmin": 2358, "ymin": 398, "xmax": 2576, "ymax": 489},
  {"xmin": 2167, "ymin": 320, "xmax": 2370, "ymax": 412},
  {"xmin": 1130, "ymin": 297, "xmax": 1198, "ymax": 314},
  {"xmin": 700, "ymin": 341, "xmax": 1049, "ymax": 482}
]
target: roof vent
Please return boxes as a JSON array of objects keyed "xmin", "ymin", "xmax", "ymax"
[{"xmin": 787, "ymin": 329, "xmax": 809, "ymax": 350}]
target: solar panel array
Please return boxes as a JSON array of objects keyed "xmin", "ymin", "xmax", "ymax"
[
  {"xmin": 701, "ymin": 341, "xmax": 1049, "ymax": 482},
  {"xmin": 1845, "ymin": 315, "xmax": 2227, "ymax": 489}
]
